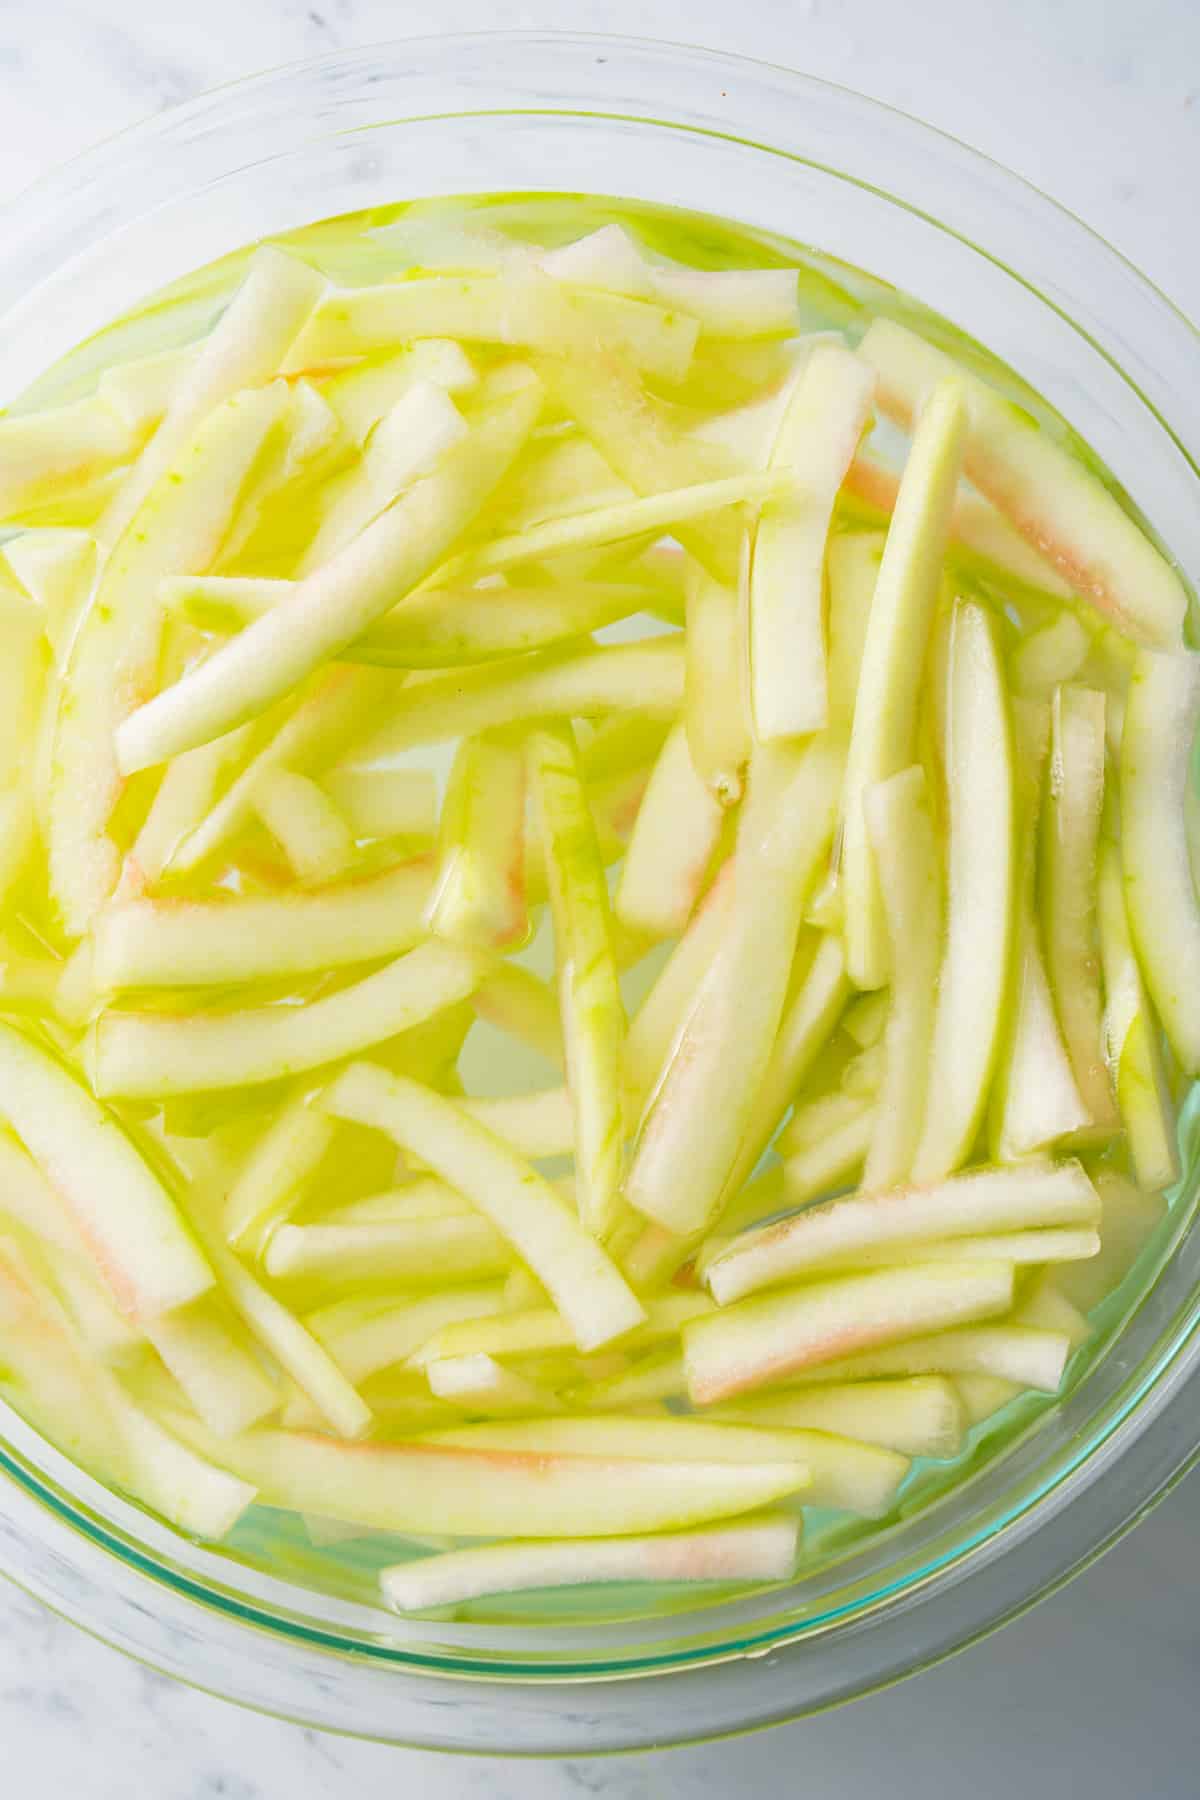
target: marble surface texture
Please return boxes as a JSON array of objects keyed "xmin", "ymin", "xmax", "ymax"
[{"xmin": 1, "ymin": 1, "xmax": 1199, "ymax": 1793}]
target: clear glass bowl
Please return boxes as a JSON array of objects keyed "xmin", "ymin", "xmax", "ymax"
[{"xmin": 0, "ymin": 30, "xmax": 1198, "ymax": 1756}]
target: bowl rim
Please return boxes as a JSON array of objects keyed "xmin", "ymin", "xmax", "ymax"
[
  {"xmin": 0, "ymin": 27, "xmax": 1198, "ymax": 1754},
  {"xmin": 0, "ymin": 25, "xmax": 1195, "ymax": 349}
]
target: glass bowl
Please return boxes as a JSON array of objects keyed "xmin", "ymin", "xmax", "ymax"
[{"xmin": 0, "ymin": 30, "xmax": 1198, "ymax": 1756}]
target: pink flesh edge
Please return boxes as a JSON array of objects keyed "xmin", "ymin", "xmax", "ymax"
[{"xmin": 867, "ymin": 380, "xmax": 1153, "ymax": 640}]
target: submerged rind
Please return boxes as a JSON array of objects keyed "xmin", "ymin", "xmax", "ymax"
[{"xmin": 0, "ymin": 187, "xmax": 1191, "ymax": 1638}]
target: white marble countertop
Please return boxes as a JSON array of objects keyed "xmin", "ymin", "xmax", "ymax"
[{"xmin": 2, "ymin": 1, "xmax": 1199, "ymax": 1793}]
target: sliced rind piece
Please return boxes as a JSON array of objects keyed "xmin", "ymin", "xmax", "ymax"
[
  {"xmin": 93, "ymin": 940, "xmax": 487, "ymax": 1097},
  {"xmin": 913, "ymin": 603, "xmax": 1015, "ymax": 1180},
  {"xmin": 775, "ymin": 1322, "xmax": 1071, "ymax": 1391},
  {"xmin": 419, "ymin": 1414, "xmax": 903, "ymax": 1518},
  {"xmin": 428, "ymin": 733, "xmax": 528, "ymax": 950},
  {"xmin": 748, "ymin": 344, "xmax": 875, "ymax": 739},
  {"xmin": 841, "ymin": 377, "xmax": 966, "ymax": 987},
  {"xmin": 1097, "ymin": 841, "xmax": 1179, "ymax": 1190},
  {"xmin": 706, "ymin": 1160, "xmax": 1097, "ymax": 1303},
  {"xmin": 346, "ymin": 640, "xmax": 684, "ymax": 763},
  {"xmin": 381, "ymin": 1514, "xmax": 800, "ymax": 1611},
  {"xmin": 858, "ymin": 317, "xmax": 1188, "ymax": 648},
  {"xmin": 861, "ymin": 765, "xmax": 940, "ymax": 1190},
  {"xmin": 625, "ymin": 739, "xmax": 842, "ymax": 1236},
  {"xmin": 708, "ymin": 1376, "xmax": 964, "ymax": 1460},
  {"xmin": 103, "ymin": 246, "xmax": 325, "ymax": 543},
  {"xmin": 93, "ymin": 858, "xmax": 436, "ymax": 990},
  {"xmin": 615, "ymin": 721, "xmax": 724, "ymax": 940},
  {"xmin": 49, "ymin": 382, "xmax": 289, "ymax": 933},
  {"xmin": 989, "ymin": 696, "xmax": 1089, "ymax": 1159},
  {"xmin": 684, "ymin": 1261, "xmax": 1015, "ymax": 1403},
  {"xmin": 423, "ymin": 1352, "xmax": 559, "ymax": 1418},
  {"xmin": 1119, "ymin": 650, "xmax": 1200, "ymax": 1073},
  {"xmin": 169, "ymin": 1418, "xmax": 807, "ymax": 1539},
  {"xmin": 717, "ymin": 932, "xmax": 851, "ymax": 1211},
  {"xmin": 1040, "ymin": 684, "xmax": 1117, "ymax": 1134},
  {"xmin": 114, "ymin": 377, "xmax": 543, "ymax": 771},
  {"xmin": 264, "ymin": 1216, "xmax": 512, "ymax": 1289},
  {"xmin": 685, "ymin": 571, "xmax": 751, "ymax": 804},
  {"xmin": 321, "ymin": 1062, "xmax": 644, "ymax": 1352},
  {"xmin": 529, "ymin": 722, "xmax": 627, "ymax": 1234},
  {"xmin": 254, "ymin": 769, "xmax": 355, "ymax": 884},
  {"xmin": 0, "ymin": 1022, "xmax": 212, "ymax": 1323}
]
